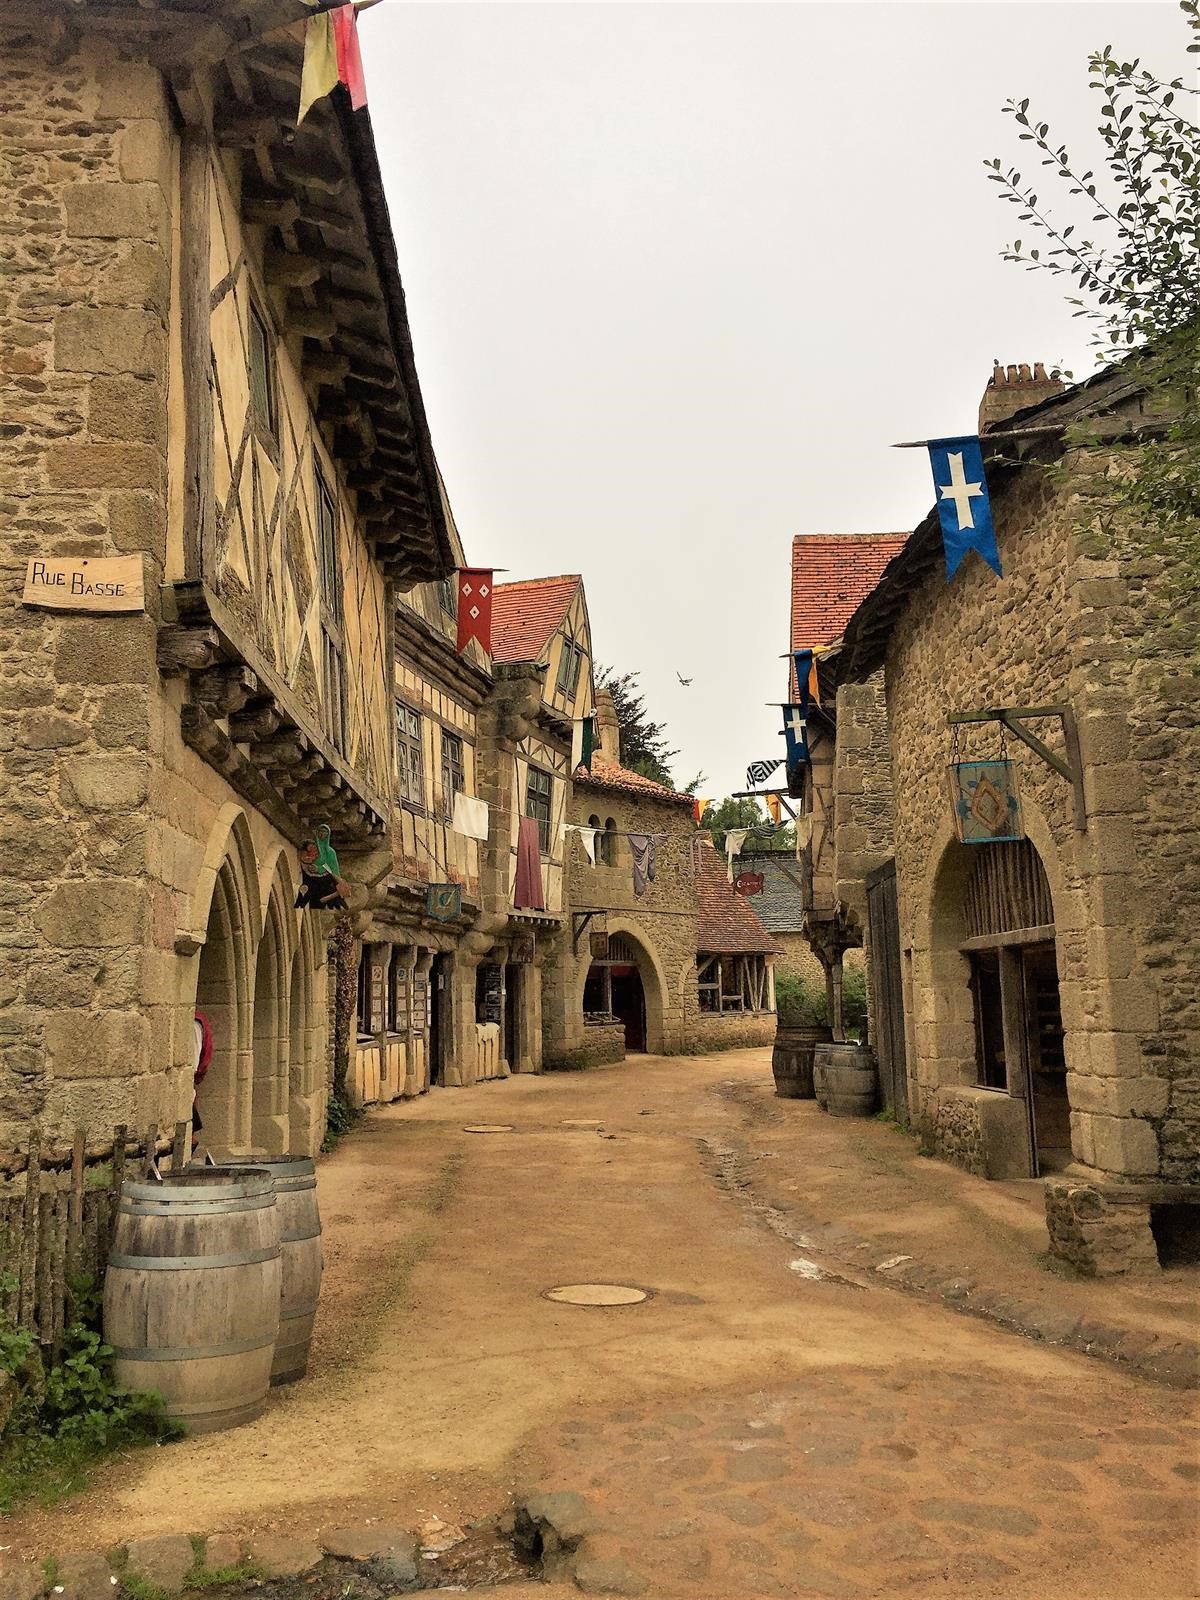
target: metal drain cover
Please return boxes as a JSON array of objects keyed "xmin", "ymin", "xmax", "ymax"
[
  {"xmin": 463, "ymin": 1124, "xmax": 515, "ymax": 1134},
  {"xmin": 544, "ymin": 1283, "xmax": 649, "ymax": 1306}
]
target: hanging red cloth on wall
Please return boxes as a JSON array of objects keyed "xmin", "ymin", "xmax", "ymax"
[
  {"xmin": 514, "ymin": 815, "xmax": 545, "ymax": 911},
  {"xmin": 456, "ymin": 568, "xmax": 494, "ymax": 655}
]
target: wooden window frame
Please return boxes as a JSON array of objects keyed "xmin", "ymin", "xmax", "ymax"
[
  {"xmin": 526, "ymin": 765, "xmax": 552, "ymax": 854},
  {"xmin": 248, "ymin": 297, "xmax": 278, "ymax": 445},
  {"xmin": 438, "ymin": 577, "xmax": 457, "ymax": 617},
  {"xmin": 386, "ymin": 950, "xmax": 409, "ymax": 1035},
  {"xmin": 396, "ymin": 702, "xmax": 424, "ymax": 809},
  {"xmin": 440, "ymin": 729, "xmax": 464, "ymax": 821},
  {"xmin": 556, "ymin": 636, "xmax": 583, "ymax": 697},
  {"xmin": 315, "ymin": 467, "xmax": 347, "ymax": 755}
]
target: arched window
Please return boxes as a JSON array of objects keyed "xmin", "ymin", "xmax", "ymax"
[{"xmin": 602, "ymin": 817, "xmax": 618, "ymax": 866}]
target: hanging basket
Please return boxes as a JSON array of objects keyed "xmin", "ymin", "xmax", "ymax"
[{"xmin": 947, "ymin": 759, "xmax": 1024, "ymax": 844}]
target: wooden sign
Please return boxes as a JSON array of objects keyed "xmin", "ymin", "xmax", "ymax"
[
  {"xmin": 734, "ymin": 871, "xmax": 765, "ymax": 898},
  {"xmin": 510, "ymin": 934, "xmax": 535, "ymax": 966},
  {"xmin": 22, "ymin": 555, "xmax": 144, "ymax": 612},
  {"xmin": 589, "ymin": 931, "xmax": 610, "ymax": 961}
]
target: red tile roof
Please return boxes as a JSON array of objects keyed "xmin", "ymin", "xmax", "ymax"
[
  {"xmin": 576, "ymin": 754, "xmax": 695, "ymax": 808},
  {"xmin": 695, "ymin": 840, "xmax": 783, "ymax": 955},
  {"xmin": 491, "ymin": 575, "xmax": 580, "ymax": 664},
  {"xmin": 790, "ymin": 534, "xmax": 909, "ymax": 650}
]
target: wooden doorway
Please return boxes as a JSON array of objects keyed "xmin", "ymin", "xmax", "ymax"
[
  {"xmin": 610, "ymin": 967, "xmax": 646, "ymax": 1053},
  {"xmin": 429, "ymin": 954, "xmax": 450, "ymax": 1087},
  {"xmin": 866, "ymin": 860, "xmax": 908, "ymax": 1122}
]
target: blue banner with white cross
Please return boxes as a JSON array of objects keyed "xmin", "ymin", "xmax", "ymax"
[{"xmin": 927, "ymin": 436, "xmax": 1002, "ymax": 580}]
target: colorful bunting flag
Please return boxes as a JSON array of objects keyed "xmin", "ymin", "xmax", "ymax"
[
  {"xmin": 298, "ymin": 2, "xmax": 368, "ymax": 123},
  {"xmin": 692, "ymin": 796, "xmax": 712, "ymax": 826},
  {"xmin": 765, "ymin": 793, "xmax": 782, "ymax": 824},
  {"xmin": 928, "ymin": 436, "xmax": 1002, "ymax": 579},
  {"xmin": 746, "ymin": 758, "xmax": 782, "ymax": 789},
  {"xmin": 456, "ymin": 568, "xmax": 494, "ymax": 655}
]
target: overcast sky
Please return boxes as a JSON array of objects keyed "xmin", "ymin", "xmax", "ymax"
[{"xmin": 365, "ymin": 1, "xmax": 1188, "ymax": 797}]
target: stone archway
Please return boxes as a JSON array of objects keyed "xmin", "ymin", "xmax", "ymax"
[
  {"xmin": 576, "ymin": 922, "xmax": 669, "ymax": 1056},
  {"xmin": 195, "ymin": 858, "xmax": 251, "ymax": 1152}
]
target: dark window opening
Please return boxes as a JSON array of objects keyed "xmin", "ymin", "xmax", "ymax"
[
  {"xmin": 970, "ymin": 952, "xmax": 1007, "ymax": 1090},
  {"xmin": 556, "ymin": 637, "xmax": 584, "ymax": 697},
  {"xmin": 396, "ymin": 704, "xmax": 424, "ymax": 805},
  {"xmin": 526, "ymin": 766, "xmax": 552, "ymax": 853},
  {"xmin": 602, "ymin": 816, "xmax": 617, "ymax": 866},
  {"xmin": 1151, "ymin": 1204, "xmax": 1200, "ymax": 1269},
  {"xmin": 439, "ymin": 577, "xmax": 457, "ymax": 617},
  {"xmin": 248, "ymin": 300, "xmax": 277, "ymax": 439},
  {"xmin": 441, "ymin": 731, "xmax": 464, "ymax": 820},
  {"xmin": 475, "ymin": 963, "xmax": 502, "ymax": 1025}
]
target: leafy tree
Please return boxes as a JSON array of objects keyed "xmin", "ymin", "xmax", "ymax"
[
  {"xmin": 702, "ymin": 796, "xmax": 794, "ymax": 855},
  {"xmin": 595, "ymin": 665, "xmax": 679, "ymax": 786},
  {"xmin": 986, "ymin": 0, "xmax": 1200, "ymax": 619}
]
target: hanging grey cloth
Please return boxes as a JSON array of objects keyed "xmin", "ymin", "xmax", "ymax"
[{"xmin": 629, "ymin": 833, "xmax": 656, "ymax": 897}]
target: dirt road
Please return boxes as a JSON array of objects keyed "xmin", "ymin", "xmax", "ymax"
[{"xmin": 12, "ymin": 1051, "xmax": 1199, "ymax": 1598}]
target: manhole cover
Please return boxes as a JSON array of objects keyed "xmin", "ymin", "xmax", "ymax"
[
  {"xmin": 544, "ymin": 1283, "xmax": 650, "ymax": 1306},
  {"xmin": 463, "ymin": 1124, "xmax": 515, "ymax": 1134}
]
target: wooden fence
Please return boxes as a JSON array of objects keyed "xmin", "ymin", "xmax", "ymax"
[{"xmin": 0, "ymin": 1121, "xmax": 190, "ymax": 1356}]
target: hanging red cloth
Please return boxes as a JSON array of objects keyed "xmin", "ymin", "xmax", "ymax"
[
  {"xmin": 514, "ymin": 815, "xmax": 545, "ymax": 911},
  {"xmin": 331, "ymin": 5, "xmax": 368, "ymax": 110}
]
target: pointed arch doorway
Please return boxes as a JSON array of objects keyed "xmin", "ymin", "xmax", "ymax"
[{"xmin": 584, "ymin": 932, "xmax": 653, "ymax": 1054}]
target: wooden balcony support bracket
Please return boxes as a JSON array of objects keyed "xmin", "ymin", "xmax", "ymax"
[{"xmin": 946, "ymin": 704, "xmax": 1087, "ymax": 831}]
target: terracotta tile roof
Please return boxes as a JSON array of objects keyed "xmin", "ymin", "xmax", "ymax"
[
  {"xmin": 695, "ymin": 840, "xmax": 784, "ymax": 955},
  {"xmin": 576, "ymin": 754, "xmax": 695, "ymax": 808},
  {"xmin": 491, "ymin": 575, "xmax": 580, "ymax": 664},
  {"xmin": 790, "ymin": 534, "xmax": 909, "ymax": 650}
]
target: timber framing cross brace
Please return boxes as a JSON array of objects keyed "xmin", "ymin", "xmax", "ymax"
[{"xmin": 947, "ymin": 705, "xmax": 1087, "ymax": 831}]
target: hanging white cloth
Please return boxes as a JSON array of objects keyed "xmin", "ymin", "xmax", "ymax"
[
  {"xmin": 725, "ymin": 827, "xmax": 749, "ymax": 881},
  {"xmin": 578, "ymin": 827, "xmax": 598, "ymax": 865},
  {"xmin": 451, "ymin": 791, "xmax": 490, "ymax": 842}
]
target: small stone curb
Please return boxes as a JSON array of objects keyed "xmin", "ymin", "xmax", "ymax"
[{"xmin": 699, "ymin": 1133, "xmax": 1200, "ymax": 1390}]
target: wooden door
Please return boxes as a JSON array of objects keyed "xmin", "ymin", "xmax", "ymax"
[{"xmin": 865, "ymin": 860, "xmax": 908, "ymax": 1121}]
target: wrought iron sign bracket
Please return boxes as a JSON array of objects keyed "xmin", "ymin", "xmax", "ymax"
[
  {"xmin": 946, "ymin": 705, "xmax": 1086, "ymax": 832},
  {"xmin": 572, "ymin": 911, "xmax": 595, "ymax": 956}
]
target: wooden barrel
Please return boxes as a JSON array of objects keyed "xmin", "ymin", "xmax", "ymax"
[
  {"xmin": 104, "ymin": 1168, "xmax": 281, "ymax": 1435},
  {"xmin": 771, "ymin": 1025, "xmax": 833, "ymax": 1099},
  {"xmin": 211, "ymin": 1156, "xmax": 322, "ymax": 1384},
  {"xmin": 813, "ymin": 1042, "xmax": 878, "ymax": 1118}
]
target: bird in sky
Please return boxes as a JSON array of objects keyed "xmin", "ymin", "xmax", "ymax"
[{"xmin": 676, "ymin": 672, "xmax": 692, "ymax": 686}]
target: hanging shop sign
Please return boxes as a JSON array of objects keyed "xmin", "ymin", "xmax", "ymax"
[
  {"xmin": 22, "ymin": 555, "xmax": 144, "ymax": 613},
  {"xmin": 948, "ymin": 760, "xmax": 1024, "ymax": 845},
  {"xmin": 589, "ymin": 931, "xmax": 611, "ymax": 961},
  {"xmin": 733, "ymin": 871, "xmax": 765, "ymax": 898},
  {"xmin": 510, "ymin": 934, "xmax": 536, "ymax": 965},
  {"xmin": 427, "ymin": 883, "xmax": 462, "ymax": 922}
]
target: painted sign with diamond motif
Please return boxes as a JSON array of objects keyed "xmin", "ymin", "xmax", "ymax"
[
  {"xmin": 456, "ymin": 567, "xmax": 494, "ymax": 656},
  {"xmin": 427, "ymin": 883, "xmax": 462, "ymax": 922},
  {"xmin": 947, "ymin": 761, "xmax": 1024, "ymax": 844}
]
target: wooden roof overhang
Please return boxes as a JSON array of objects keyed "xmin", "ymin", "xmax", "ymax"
[
  {"xmin": 58, "ymin": 0, "xmax": 455, "ymax": 584},
  {"xmin": 838, "ymin": 363, "xmax": 1158, "ymax": 686}
]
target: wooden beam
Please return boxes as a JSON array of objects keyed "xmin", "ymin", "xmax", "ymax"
[
  {"xmin": 244, "ymin": 192, "xmax": 301, "ymax": 227},
  {"xmin": 265, "ymin": 250, "xmax": 321, "ymax": 288},
  {"xmin": 179, "ymin": 131, "xmax": 213, "ymax": 580}
]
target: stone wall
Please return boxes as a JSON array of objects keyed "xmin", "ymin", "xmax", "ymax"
[
  {"xmin": 681, "ymin": 1011, "xmax": 776, "ymax": 1054},
  {"xmin": 547, "ymin": 785, "xmax": 699, "ymax": 1061},
  {"xmin": 0, "ymin": 28, "xmax": 175, "ymax": 1146},
  {"xmin": 545, "ymin": 1022, "xmax": 625, "ymax": 1073},
  {"xmin": 881, "ymin": 423, "xmax": 1199, "ymax": 1185},
  {"xmin": 0, "ymin": 26, "xmax": 330, "ymax": 1155}
]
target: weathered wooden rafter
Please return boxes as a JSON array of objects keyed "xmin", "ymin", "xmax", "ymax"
[{"xmin": 160, "ymin": 583, "xmax": 389, "ymax": 846}]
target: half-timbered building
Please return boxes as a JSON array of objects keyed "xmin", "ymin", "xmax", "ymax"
[{"xmin": 2, "ymin": 3, "xmax": 453, "ymax": 1155}]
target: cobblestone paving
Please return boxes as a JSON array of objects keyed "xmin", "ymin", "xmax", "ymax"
[{"xmin": 534, "ymin": 1361, "xmax": 1200, "ymax": 1598}]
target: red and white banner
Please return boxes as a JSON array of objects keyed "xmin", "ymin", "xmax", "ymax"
[{"xmin": 456, "ymin": 568, "xmax": 494, "ymax": 656}]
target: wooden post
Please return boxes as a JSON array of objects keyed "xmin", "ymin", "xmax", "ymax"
[
  {"xmin": 18, "ymin": 1130, "xmax": 40, "ymax": 1332},
  {"xmin": 180, "ymin": 128, "xmax": 213, "ymax": 579},
  {"xmin": 171, "ymin": 1120, "xmax": 188, "ymax": 1173},
  {"xmin": 143, "ymin": 1123, "xmax": 159, "ymax": 1179}
]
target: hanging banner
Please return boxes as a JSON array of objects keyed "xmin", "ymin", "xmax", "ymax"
[
  {"xmin": 571, "ymin": 715, "xmax": 596, "ymax": 773},
  {"xmin": 948, "ymin": 760, "xmax": 1024, "ymax": 844},
  {"xmin": 928, "ymin": 436, "xmax": 1002, "ymax": 580},
  {"xmin": 781, "ymin": 704, "xmax": 808, "ymax": 773},
  {"xmin": 746, "ymin": 758, "xmax": 782, "ymax": 789},
  {"xmin": 456, "ymin": 568, "xmax": 494, "ymax": 655},
  {"xmin": 427, "ymin": 883, "xmax": 462, "ymax": 921}
]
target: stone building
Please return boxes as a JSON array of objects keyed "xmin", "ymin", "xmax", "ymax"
[
  {"xmin": 345, "ymin": 572, "xmax": 593, "ymax": 1102},
  {"xmin": 788, "ymin": 535, "xmax": 905, "ymax": 1061},
  {"xmin": 834, "ymin": 358, "xmax": 1199, "ymax": 1273},
  {"xmin": 1, "ymin": 3, "xmax": 455, "ymax": 1155},
  {"xmin": 544, "ymin": 692, "xmax": 779, "ymax": 1068}
]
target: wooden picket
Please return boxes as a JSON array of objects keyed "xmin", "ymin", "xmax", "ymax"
[{"xmin": 0, "ymin": 1121, "xmax": 190, "ymax": 1357}]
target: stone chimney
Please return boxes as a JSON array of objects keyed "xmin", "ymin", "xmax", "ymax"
[
  {"xmin": 594, "ymin": 685, "xmax": 621, "ymax": 762},
  {"xmin": 978, "ymin": 361, "xmax": 1064, "ymax": 433}
]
